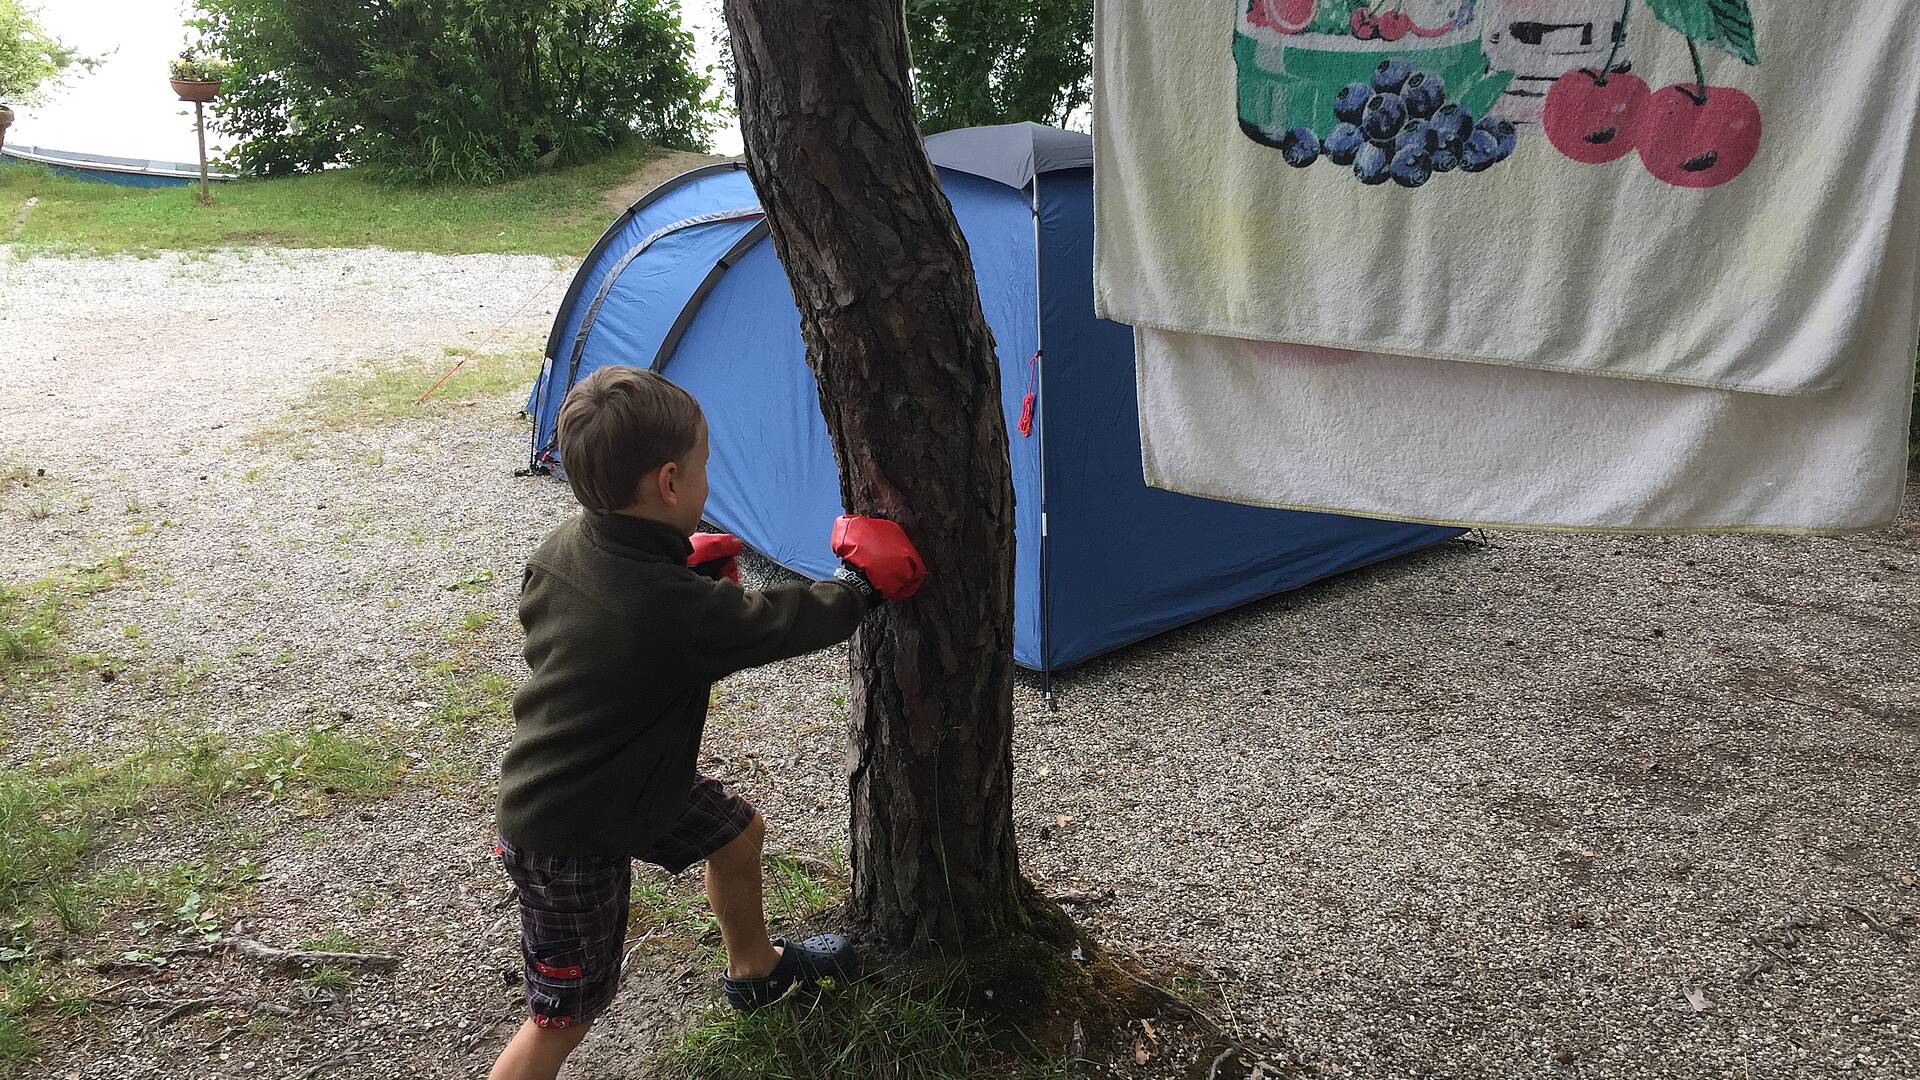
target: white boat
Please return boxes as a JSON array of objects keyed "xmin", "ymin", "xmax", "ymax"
[{"xmin": 0, "ymin": 143, "xmax": 235, "ymax": 188}]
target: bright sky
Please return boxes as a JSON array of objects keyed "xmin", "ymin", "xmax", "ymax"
[{"xmin": 7, "ymin": 0, "xmax": 744, "ymax": 164}]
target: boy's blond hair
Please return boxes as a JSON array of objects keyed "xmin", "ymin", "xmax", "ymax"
[{"xmin": 557, "ymin": 367, "xmax": 704, "ymax": 513}]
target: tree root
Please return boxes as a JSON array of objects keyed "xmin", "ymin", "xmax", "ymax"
[{"xmin": 225, "ymin": 937, "xmax": 401, "ymax": 972}]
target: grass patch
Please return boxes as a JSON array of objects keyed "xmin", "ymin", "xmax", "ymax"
[
  {"xmin": 306, "ymin": 964, "xmax": 353, "ymax": 992},
  {"xmin": 654, "ymin": 967, "xmax": 1080, "ymax": 1080},
  {"xmin": 764, "ymin": 857, "xmax": 838, "ymax": 925},
  {"xmin": 409, "ymin": 605, "xmax": 520, "ymax": 798},
  {"xmin": 307, "ymin": 352, "xmax": 535, "ymax": 427},
  {"xmin": 623, "ymin": 856, "xmax": 842, "ymax": 975},
  {"xmin": 441, "ymin": 567, "xmax": 498, "ymax": 593},
  {"xmin": 0, "ymin": 727, "xmax": 401, "ymax": 928},
  {"xmin": 630, "ymin": 877, "xmax": 715, "ymax": 948},
  {"xmin": 413, "ymin": 671, "xmax": 513, "ymax": 797},
  {"xmin": 83, "ymin": 857, "xmax": 263, "ymax": 939},
  {"xmin": 0, "ymin": 726, "xmax": 402, "ymax": 1062},
  {"xmin": 0, "ymin": 140, "xmax": 665, "ymax": 257},
  {"xmin": 245, "ymin": 1014, "xmax": 289, "ymax": 1039},
  {"xmin": 248, "ymin": 348, "xmax": 541, "ymax": 451},
  {"xmin": 0, "ymin": 555, "xmax": 130, "ymax": 685},
  {"xmin": 432, "ymin": 670, "xmax": 515, "ymax": 731},
  {"xmin": 300, "ymin": 931, "xmax": 372, "ymax": 953},
  {"xmin": 0, "ymin": 965, "xmax": 69, "ymax": 1069},
  {"xmin": 244, "ymin": 729, "xmax": 407, "ymax": 801},
  {"xmin": 305, "ymin": 345, "xmax": 533, "ymax": 426}
]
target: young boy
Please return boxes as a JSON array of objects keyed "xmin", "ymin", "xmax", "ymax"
[{"xmin": 489, "ymin": 366, "xmax": 925, "ymax": 1080}]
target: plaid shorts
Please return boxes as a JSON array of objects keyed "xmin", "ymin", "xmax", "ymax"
[{"xmin": 497, "ymin": 776, "xmax": 756, "ymax": 1028}]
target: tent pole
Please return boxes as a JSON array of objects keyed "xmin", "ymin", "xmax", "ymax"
[{"xmin": 1031, "ymin": 174, "xmax": 1057, "ymax": 714}]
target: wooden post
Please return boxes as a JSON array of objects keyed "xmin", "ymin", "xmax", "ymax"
[{"xmin": 194, "ymin": 100, "xmax": 210, "ymax": 204}]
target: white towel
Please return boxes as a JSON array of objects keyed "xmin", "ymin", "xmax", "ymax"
[
  {"xmin": 1095, "ymin": 0, "xmax": 1920, "ymax": 394},
  {"xmin": 1135, "ymin": 325, "xmax": 1914, "ymax": 534}
]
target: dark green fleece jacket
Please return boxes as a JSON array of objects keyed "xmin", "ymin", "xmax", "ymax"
[{"xmin": 495, "ymin": 511, "xmax": 864, "ymax": 856}]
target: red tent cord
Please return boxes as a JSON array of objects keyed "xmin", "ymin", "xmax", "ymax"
[{"xmin": 416, "ymin": 261, "xmax": 574, "ymax": 405}]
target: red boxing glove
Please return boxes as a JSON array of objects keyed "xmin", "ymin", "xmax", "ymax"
[
  {"xmin": 688, "ymin": 532, "xmax": 744, "ymax": 584},
  {"xmin": 830, "ymin": 515, "xmax": 927, "ymax": 601}
]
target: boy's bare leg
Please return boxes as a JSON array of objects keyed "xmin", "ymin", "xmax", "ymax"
[
  {"xmin": 488, "ymin": 1019, "xmax": 591, "ymax": 1080},
  {"xmin": 705, "ymin": 812, "xmax": 783, "ymax": 979}
]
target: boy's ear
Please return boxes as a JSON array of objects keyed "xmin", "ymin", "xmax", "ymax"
[{"xmin": 654, "ymin": 460, "xmax": 680, "ymax": 506}]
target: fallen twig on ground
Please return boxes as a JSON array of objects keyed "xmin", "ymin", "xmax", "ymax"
[
  {"xmin": 1103, "ymin": 956, "xmax": 1280, "ymax": 1078},
  {"xmin": 1739, "ymin": 942, "xmax": 1793, "ymax": 983},
  {"xmin": 1103, "ymin": 957, "xmax": 1207, "ymax": 1023},
  {"xmin": 1846, "ymin": 906, "xmax": 1910, "ymax": 944},
  {"xmin": 621, "ymin": 926, "xmax": 673, "ymax": 969},
  {"xmin": 1755, "ymin": 692, "xmax": 1849, "ymax": 716}
]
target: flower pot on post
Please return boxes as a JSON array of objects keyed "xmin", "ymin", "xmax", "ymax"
[
  {"xmin": 169, "ymin": 52, "xmax": 230, "ymax": 204},
  {"xmin": 170, "ymin": 79, "xmax": 221, "ymax": 104}
]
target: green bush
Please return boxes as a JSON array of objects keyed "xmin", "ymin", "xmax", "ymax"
[{"xmin": 193, "ymin": 0, "xmax": 715, "ymax": 183}]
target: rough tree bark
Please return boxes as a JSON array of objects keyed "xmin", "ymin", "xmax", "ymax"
[{"xmin": 722, "ymin": 0, "xmax": 1030, "ymax": 955}]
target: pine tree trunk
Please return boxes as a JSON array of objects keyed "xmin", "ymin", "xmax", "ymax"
[{"xmin": 724, "ymin": 0, "xmax": 1027, "ymax": 954}]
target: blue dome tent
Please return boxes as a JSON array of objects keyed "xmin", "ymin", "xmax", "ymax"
[{"xmin": 526, "ymin": 124, "xmax": 1460, "ymax": 672}]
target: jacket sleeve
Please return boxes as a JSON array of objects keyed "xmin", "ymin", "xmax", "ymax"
[{"xmin": 674, "ymin": 575, "xmax": 867, "ymax": 681}]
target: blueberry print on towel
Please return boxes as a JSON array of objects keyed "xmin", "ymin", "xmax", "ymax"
[{"xmin": 1235, "ymin": 0, "xmax": 1762, "ymax": 189}]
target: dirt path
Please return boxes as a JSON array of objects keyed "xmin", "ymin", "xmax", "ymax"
[
  {"xmin": 600, "ymin": 149, "xmax": 738, "ymax": 214},
  {"xmin": 1, "ymin": 248, "xmax": 1915, "ymax": 1079}
]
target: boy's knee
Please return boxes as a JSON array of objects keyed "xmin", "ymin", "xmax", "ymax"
[
  {"xmin": 712, "ymin": 812, "xmax": 765, "ymax": 865},
  {"xmin": 736, "ymin": 811, "xmax": 767, "ymax": 853}
]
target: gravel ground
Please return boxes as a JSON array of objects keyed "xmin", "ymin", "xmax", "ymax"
[{"xmin": 1, "ymin": 248, "xmax": 1916, "ymax": 1080}]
